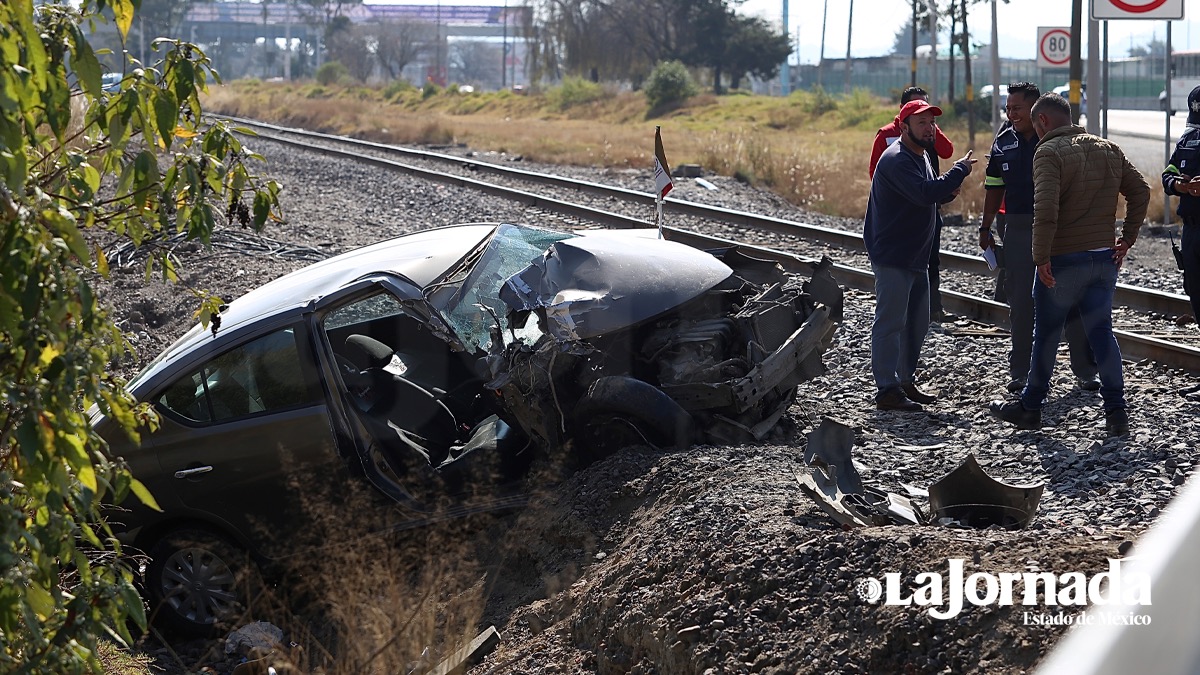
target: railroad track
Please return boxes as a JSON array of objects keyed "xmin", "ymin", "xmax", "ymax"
[{"xmin": 218, "ymin": 115, "xmax": 1200, "ymax": 373}]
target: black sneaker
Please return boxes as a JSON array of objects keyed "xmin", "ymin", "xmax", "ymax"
[
  {"xmin": 1006, "ymin": 378, "xmax": 1027, "ymax": 394},
  {"xmin": 1105, "ymin": 408, "xmax": 1129, "ymax": 438},
  {"xmin": 1076, "ymin": 375, "xmax": 1102, "ymax": 392},
  {"xmin": 989, "ymin": 399, "xmax": 1041, "ymax": 430},
  {"xmin": 876, "ymin": 388, "xmax": 923, "ymax": 412}
]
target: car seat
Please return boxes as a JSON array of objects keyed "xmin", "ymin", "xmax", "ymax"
[{"xmin": 344, "ymin": 334, "xmax": 460, "ymax": 466}]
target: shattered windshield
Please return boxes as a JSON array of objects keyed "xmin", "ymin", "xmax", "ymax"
[{"xmin": 439, "ymin": 223, "xmax": 573, "ymax": 351}]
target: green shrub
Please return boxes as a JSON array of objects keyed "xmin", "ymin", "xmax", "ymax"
[
  {"xmin": 800, "ymin": 85, "xmax": 838, "ymax": 116},
  {"xmin": 546, "ymin": 76, "xmax": 606, "ymax": 110},
  {"xmin": 838, "ymin": 87, "xmax": 880, "ymax": 126},
  {"xmin": 315, "ymin": 61, "xmax": 348, "ymax": 86},
  {"xmin": 644, "ymin": 60, "xmax": 697, "ymax": 109},
  {"xmin": 422, "ymin": 80, "xmax": 439, "ymax": 99},
  {"xmin": 382, "ymin": 79, "xmax": 414, "ymax": 101}
]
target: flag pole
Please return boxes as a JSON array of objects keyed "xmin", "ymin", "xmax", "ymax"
[
  {"xmin": 656, "ymin": 194, "xmax": 665, "ymax": 239},
  {"xmin": 653, "ymin": 125, "xmax": 673, "ymax": 239}
]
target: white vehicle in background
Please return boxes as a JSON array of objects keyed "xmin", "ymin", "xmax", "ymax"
[
  {"xmin": 1161, "ymin": 49, "xmax": 1200, "ymax": 115},
  {"xmin": 979, "ymin": 83, "xmax": 1008, "ymax": 108},
  {"xmin": 979, "ymin": 84, "xmax": 1008, "ymax": 120},
  {"xmin": 1052, "ymin": 83, "xmax": 1087, "ymax": 116}
]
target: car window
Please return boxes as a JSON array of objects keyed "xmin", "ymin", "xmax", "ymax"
[
  {"xmin": 324, "ymin": 293, "xmax": 406, "ymax": 331},
  {"xmin": 156, "ymin": 326, "xmax": 320, "ymax": 424}
]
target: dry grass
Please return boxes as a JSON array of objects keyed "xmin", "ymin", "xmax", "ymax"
[
  {"xmin": 205, "ymin": 81, "xmax": 1168, "ymax": 225},
  {"xmin": 222, "ymin": 468, "xmax": 498, "ymax": 674},
  {"xmin": 211, "ymin": 81, "xmax": 1150, "ymax": 227}
]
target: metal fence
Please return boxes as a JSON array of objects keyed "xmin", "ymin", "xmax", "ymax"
[{"xmin": 795, "ymin": 56, "xmax": 1164, "ymax": 109}]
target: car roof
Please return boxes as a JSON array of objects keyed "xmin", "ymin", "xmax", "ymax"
[
  {"xmin": 221, "ymin": 223, "xmax": 495, "ymax": 328},
  {"xmin": 132, "ymin": 224, "xmax": 497, "ymax": 388}
]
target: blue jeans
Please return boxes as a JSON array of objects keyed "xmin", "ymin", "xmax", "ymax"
[
  {"xmin": 1020, "ymin": 250, "xmax": 1126, "ymax": 412},
  {"xmin": 1001, "ymin": 214, "xmax": 1096, "ymax": 381},
  {"xmin": 871, "ymin": 264, "xmax": 929, "ymax": 396}
]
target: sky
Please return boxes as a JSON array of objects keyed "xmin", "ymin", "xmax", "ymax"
[
  {"xmin": 365, "ymin": 0, "xmax": 1200, "ymax": 63},
  {"xmin": 740, "ymin": 0, "xmax": 1200, "ymax": 64}
]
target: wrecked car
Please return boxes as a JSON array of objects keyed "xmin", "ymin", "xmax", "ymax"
[{"xmin": 96, "ymin": 222, "xmax": 842, "ymax": 634}]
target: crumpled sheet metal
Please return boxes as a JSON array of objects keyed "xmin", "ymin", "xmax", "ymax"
[
  {"xmin": 804, "ymin": 417, "xmax": 862, "ymax": 496},
  {"xmin": 498, "ymin": 234, "xmax": 731, "ymax": 342},
  {"xmin": 797, "ymin": 421, "xmax": 1041, "ymax": 530},
  {"xmin": 797, "ymin": 417, "xmax": 923, "ymax": 527},
  {"xmin": 927, "ymin": 453, "xmax": 1044, "ymax": 529}
]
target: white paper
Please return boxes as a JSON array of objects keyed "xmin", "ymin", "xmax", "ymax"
[{"xmin": 982, "ymin": 245, "xmax": 998, "ymax": 271}]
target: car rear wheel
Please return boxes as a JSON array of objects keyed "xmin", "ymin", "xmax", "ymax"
[{"xmin": 145, "ymin": 528, "xmax": 256, "ymax": 636}]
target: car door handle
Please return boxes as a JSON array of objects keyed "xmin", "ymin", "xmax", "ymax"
[{"xmin": 174, "ymin": 466, "xmax": 213, "ymax": 479}]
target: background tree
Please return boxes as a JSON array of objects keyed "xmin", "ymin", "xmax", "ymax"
[
  {"xmin": 327, "ymin": 24, "xmax": 376, "ymax": 81},
  {"xmin": 725, "ymin": 14, "xmax": 791, "ymax": 91},
  {"xmin": 130, "ymin": 0, "xmax": 208, "ymax": 64},
  {"xmin": 0, "ymin": 0, "xmax": 281, "ymax": 671},
  {"xmin": 888, "ymin": 16, "xmax": 933, "ymax": 56},
  {"xmin": 1128, "ymin": 36, "xmax": 1167, "ymax": 58},
  {"xmin": 450, "ymin": 40, "xmax": 503, "ymax": 86},
  {"xmin": 534, "ymin": 0, "xmax": 784, "ymax": 92},
  {"xmin": 373, "ymin": 19, "xmax": 435, "ymax": 82}
]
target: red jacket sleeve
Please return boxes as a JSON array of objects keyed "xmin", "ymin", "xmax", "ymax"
[
  {"xmin": 869, "ymin": 132, "xmax": 888, "ymax": 179},
  {"xmin": 934, "ymin": 125, "xmax": 954, "ymax": 160}
]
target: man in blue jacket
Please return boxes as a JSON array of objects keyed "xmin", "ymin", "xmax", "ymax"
[
  {"xmin": 865, "ymin": 99, "xmax": 976, "ymax": 411},
  {"xmin": 1162, "ymin": 84, "xmax": 1200, "ymax": 324}
]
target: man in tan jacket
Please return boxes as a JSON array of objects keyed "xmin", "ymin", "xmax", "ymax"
[{"xmin": 989, "ymin": 93, "xmax": 1149, "ymax": 438}]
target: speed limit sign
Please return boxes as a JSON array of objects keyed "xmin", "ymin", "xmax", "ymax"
[{"xmin": 1037, "ymin": 26, "xmax": 1072, "ymax": 69}]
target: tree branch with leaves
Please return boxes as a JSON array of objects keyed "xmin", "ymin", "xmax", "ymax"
[{"xmin": 0, "ymin": 0, "xmax": 282, "ymax": 671}]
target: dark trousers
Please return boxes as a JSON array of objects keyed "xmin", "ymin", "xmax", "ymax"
[
  {"xmin": 1000, "ymin": 214, "xmax": 1097, "ymax": 381},
  {"xmin": 1183, "ymin": 220, "xmax": 1200, "ymax": 321}
]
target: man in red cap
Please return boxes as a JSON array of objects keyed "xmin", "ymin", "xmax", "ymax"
[
  {"xmin": 869, "ymin": 87, "xmax": 955, "ymax": 322},
  {"xmin": 864, "ymin": 99, "xmax": 976, "ymax": 411}
]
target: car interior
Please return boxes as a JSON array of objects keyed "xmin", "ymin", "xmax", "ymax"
[{"xmin": 322, "ymin": 292, "xmax": 532, "ymax": 494}]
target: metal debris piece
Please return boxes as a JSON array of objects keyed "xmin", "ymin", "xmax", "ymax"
[
  {"xmin": 804, "ymin": 417, "xmax": 862, "ymax": 496},
  {"xmin": 927, "ymin": 454, "xmax": 1044, "ymax": 529},
  {"xmin": 796, "ymin": 418, "xmax": 925, "ymax": 528},
  {"xmin": 797, "ymin": 426, "xmax": 1042, "ymax": 529},
  {"xmin": 795, "ymin": 468, "xmax": 923, "ymax": 528}
]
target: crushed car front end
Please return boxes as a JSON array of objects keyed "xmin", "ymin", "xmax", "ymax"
[{"xmin": 446, "ymin": 226, "xmax": 843, "ymax": 455}]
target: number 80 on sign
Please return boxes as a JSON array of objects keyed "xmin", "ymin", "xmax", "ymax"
[{"xmin": 1037, "ymin": 26, "xmax": 1072, "ymax": 69}]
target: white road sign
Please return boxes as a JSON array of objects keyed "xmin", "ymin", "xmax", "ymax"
[
  {"xmin": 1037, "ymin": 27, "xmax": 1072, "ymax": 70},
  {"xmin": 1092, "ymin": 0, "xmax": 1184, "ymax": 20}
]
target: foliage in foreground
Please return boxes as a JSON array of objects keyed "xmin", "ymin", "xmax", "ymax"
[{"xmin": 0, "ymin": 0, "xmax": 281, "ymax": 671}]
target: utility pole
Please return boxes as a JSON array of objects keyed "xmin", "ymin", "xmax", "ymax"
[
  {"xmin": 502, "ymin": 0, "xmax": 508, "ymax": 88},
  {"xmin": 1069, "ymin": 0, "xmax": 1082, "ymax": 124},
  {"xmin": 1102, "ymin": 20, "xmax": 1109, "ymax": 137},
  {"xmin": 929, "ymin": 0, "xmax": 938, "ymax": 103},
  {"xmin": 911, "ymin": 0, "xmax": 918, "ymax": 87},
  {"xmin": 436, "ymin": 0, "xmax": 443, "ymax": 85},
  {"xmin": 1087, "ymin": 9, "xmax": 1100, "ymax": 134},
  {"xmin": 284, "ymin": 0, "xmax": 292, "ymax": 81},
  {"xmin": 818, "ymin": 0, "xmax": 828, "ymax": 88},
  {"xmin": 781, "ymin": 0, "xmax": 790, "ymax": 95},
  {"xmin": 990, "ymin": 0, "xmax": 1000, "ymax": 131},
  {"xmin": 1166, "ymin": 20, "xmax": 1173, "ymax": 226},
  {"xmin": 844, "ymin": 0, "xmax": 853, "ymax": 94},
  {"xmin": 962, "ymin": 0, "xmax": 974, "ymax": 149}
]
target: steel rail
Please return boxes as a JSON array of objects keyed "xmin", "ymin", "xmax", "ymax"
[
  {"xmin": 218, "ymin": 114, "xmax": 1193, "ymax": 319},
  {"xmin": 223, "ymin": 119, "xmax": 1200, "ymax": 373}
]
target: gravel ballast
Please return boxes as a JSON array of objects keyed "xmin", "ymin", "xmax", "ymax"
[{"xmin": 100, "ymin": 136, "xmax": 1199, "ymax": 674}]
